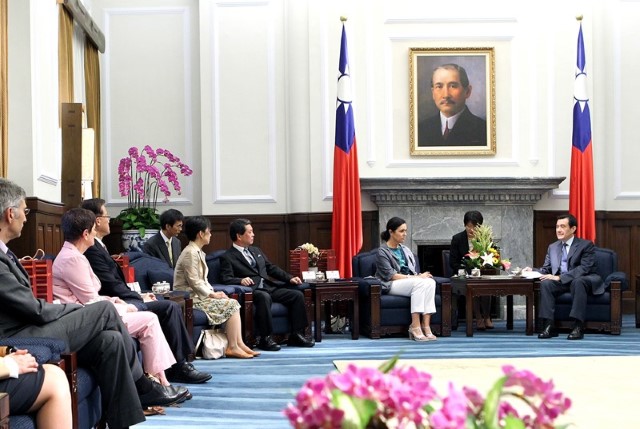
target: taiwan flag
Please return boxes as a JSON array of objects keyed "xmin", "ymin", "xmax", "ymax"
[
  {"xmin": 570, "ymin": 22, "xmax": 595, "ymax": 242},
  {"xmin": 332, "ymin": 22, "xmax": 362, "ymax": 278}
]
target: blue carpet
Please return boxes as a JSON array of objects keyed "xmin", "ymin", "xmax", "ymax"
[{"xmin": 141, "ymin": 315, "xmax": 640, "ymax": 428}]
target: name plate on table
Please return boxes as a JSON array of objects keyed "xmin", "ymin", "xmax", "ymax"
[
  {"xmin": 326, "ymin": 270, "xmax": 340, "ymax": 281},
  {"xmin": 302, "ymin": 271, "xmax": 317, "ymax": 281}
]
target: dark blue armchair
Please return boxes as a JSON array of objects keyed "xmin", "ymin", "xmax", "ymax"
[
  {"xmin": 352, "ymin": 249, "xmax": 452, "ymax": 339},
  {"xmin": 1, "ymin": 337, "xmax": 101, "ymax": 429}
]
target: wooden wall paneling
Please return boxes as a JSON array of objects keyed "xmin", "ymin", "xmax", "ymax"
[{"xmin": 11, "ymin": 197, "xmax": 65, "ymax": 258}]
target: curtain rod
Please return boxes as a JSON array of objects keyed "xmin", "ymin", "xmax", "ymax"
[{"xmin": 61, "ymin": 0, "xmax": 105, "ymax": 53}]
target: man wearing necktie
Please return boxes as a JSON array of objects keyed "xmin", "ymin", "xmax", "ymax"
[
  {"xmin": 220, "ymin": 218, "xmax": 315, "ymax": 351},
  {"xmin": 523, "ymin": 214, "xmax": 604, "ymax": 340},
  {"xmin": 0, "ymin": 178, "xmax": 187, "ymax": 428},
  {"xmin": 143, "ymin": 209, "xmax": 184, "ymax": 268}
]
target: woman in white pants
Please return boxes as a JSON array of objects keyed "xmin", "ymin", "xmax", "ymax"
[{"xmin": 375, "ymin": 217, "xmax": 437, "ymax": 341}]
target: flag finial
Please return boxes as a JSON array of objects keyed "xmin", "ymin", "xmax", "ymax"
[
  {"xmin": 340, "ymin": 16, "xmax": 347, "ymax": 22},
  {"xmin": 576, "ymin": 15, "xmax": 583, "ymax": 21}
]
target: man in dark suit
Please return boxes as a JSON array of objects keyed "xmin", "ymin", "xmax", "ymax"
[
  {"xmin": 220, "ymin": 218, "xmax": 314, "ymax": 351},
  {"xmin": 449, "ymin": 210, "xmax": 494, "ymax": 330},
  {"xmin": 418, "ymin": 63, "xmax": 487, "ymax": 147},
  {"xmin": 0, "ymin": 179, "xmax": 185, "ymax": 429},
  {"xmin": 143, "ymin": 209, "xmax": 184, "ymax": 268},
  {"xmin": 526, "ymin": 213, "xmax": 604, "ymax": 340},
  {"xmin": 81, "ymin": 199, "xmax": 211, "ymax": 384}
]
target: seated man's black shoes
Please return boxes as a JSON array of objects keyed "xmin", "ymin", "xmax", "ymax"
[
  {"xmin": 538, "ymin": 322, "xmax": 558, "ymax": 339},
  {"xmin": 139, "ymin": 381, "xmax": 189, "ymax": 408},
  {"xmin": 166, "ymin": 362, "xmax": 212, "ymax": 384},
  {"xmin": 258, "ymin": 335, "xmax": 281, "ymax": 351},
  {"xmin": 287, "ymin": 332, "xmax": 315, "ymax": 348},
  {"xmin": 567, "ymin": 325, "xmax": 584, "ymax": 340}
]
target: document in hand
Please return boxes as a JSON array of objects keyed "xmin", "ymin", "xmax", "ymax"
[{"xmin": 522, "ymin": 270, "xmax": 542, "ymax": 279}]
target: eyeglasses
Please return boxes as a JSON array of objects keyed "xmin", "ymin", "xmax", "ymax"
[
  {"xmin": 11, "ymin": 206, "xmax": 30, "ymax": 216},
  {"xmin": 97, "ymin": 214, "xmax": 111, "ymax": 219}
]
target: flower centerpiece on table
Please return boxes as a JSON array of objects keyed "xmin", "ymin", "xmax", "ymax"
[
  {"xmin": 117, "ymin": 145, "xmax": 193, "ymax": 236},
  {"xmin": 463, "ymin": 224, "xmax": 511, "ymax": 272},
  {"xmin": 284, "ymin": 356, "xmax": 572, "ymax": 429},
  {"xmin": 297, "ymin": 243, "xmax": 320, "ymax": 267}
]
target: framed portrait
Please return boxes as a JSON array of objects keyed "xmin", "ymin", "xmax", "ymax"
[{"xmin": 409, "ymin": 47, "xmax": 496, "ymax": 156}]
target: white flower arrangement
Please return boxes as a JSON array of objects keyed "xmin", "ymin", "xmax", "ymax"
[{"xmin": 298, "ymin": 242, "xmax": 320, "ymax": 267}]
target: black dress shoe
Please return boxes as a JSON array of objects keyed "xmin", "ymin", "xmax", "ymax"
[
  {"xmin": 139, "ymin": 381, "xmax": 189, "ymax": 408},
  {"xmin": 538, "ymin": 324, "xmax": 559, "ymax": 339},
  {"xmin": 258, "ymin": 336, "xmax": 281, "ymax": 351},
  {"xmin": 166, "ymin": 385, "xmax": 190, "ymax": 404},
  {"xmin": 287, "ymin": 333, "xmax": 315, "ymax": 348},
  {"xmin": 567, "ymin": 325, "xmax": 584, "ymax": 340},
  {"xmin": 166, "ymin": 362, "xmax": 212, "ymax": 384}
]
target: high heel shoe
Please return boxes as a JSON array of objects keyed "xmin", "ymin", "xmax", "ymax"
[
  {"xmin": 421, "ymin": 326, "xmax": 437, "ymax": 341},
  {"xmin": 408, "ymin": 326, "xmax": 429, "ymax": 342}
]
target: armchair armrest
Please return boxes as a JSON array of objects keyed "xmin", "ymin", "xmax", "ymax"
[{"xmin": 2, "ymin": 337, "xmax": 66, "ymax": 365}]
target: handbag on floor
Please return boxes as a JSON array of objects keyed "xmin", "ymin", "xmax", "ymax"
[{"xmin": 196, "ymin": 328, "xmax": 228, "ymax": 359}]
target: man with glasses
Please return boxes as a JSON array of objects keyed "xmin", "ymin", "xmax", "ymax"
[
  {"xmin": 81, "ymin": 198, "xmax": 211, "ymax": 385},
  {"xmin": 0, "ymin": 178, "xmax": 186, "ymax": 428}
]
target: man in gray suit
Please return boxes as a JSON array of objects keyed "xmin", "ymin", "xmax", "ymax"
[
  {"xmin": 143, "ymin": 209, "xmax": 184, "ymax": 268},
  {"xmin": 525, "ymin": 213, "xmax": 603, "ymax": 340},
  {"xmin": 0, "ymin": 178, "xmax": 186, "ymax": 428}
]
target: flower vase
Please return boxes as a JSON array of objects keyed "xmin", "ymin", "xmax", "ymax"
[
  {"xmin": 121, "ymin": 229, "xmax": 159, "ymax": 252},
  {"xmin": 308, "ymin": 266, "xmax": 318, "ymax": 273}
]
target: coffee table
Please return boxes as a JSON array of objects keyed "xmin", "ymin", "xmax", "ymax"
[
  {"xmin": 310, "ymin": 280, "xmax": 359, "ymax": 342},
  {"xmin": 451, "ymin": 276, "xmax": 535, "ymax": 337}
]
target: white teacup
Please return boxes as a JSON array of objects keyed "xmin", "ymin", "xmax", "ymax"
[{"xmin": 470, "ymin": 268, "xmax": 481, "ymax": 277}]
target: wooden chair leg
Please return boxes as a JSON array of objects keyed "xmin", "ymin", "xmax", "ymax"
[{"xmin": 61, "ymin": 352, "xmax": 79, "ymax": 429}]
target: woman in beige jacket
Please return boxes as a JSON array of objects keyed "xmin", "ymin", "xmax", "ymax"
[{"xmin": 173, "ymin": 216, "xmax": 258, "ymax": 359}]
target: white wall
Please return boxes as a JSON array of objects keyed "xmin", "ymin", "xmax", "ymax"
[{"xmin": 7, "ymin": 0, "xmax": 640, "ymax": 215}]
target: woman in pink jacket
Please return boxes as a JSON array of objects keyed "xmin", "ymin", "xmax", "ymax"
[{"xmin": 52, "ymin": 208, "xmax": 181, "ymax": 390}]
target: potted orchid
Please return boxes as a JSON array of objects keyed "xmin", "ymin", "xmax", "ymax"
[
  {"xmin": 284, "ymin": 356, "xmax": 572, "ymax": 429},
  {"xmin": 116, "ymin": 146, "xmax": 192, "ymax": 249}
]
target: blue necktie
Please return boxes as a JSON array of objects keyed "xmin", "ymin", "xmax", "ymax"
[{"xmin": 560, "ymin": 243, "xmax": 568, "ymax": 274}]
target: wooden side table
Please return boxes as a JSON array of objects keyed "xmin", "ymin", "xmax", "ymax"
[
  {"xmin": 310, "ymin": 280, "xmax": 359, "ymax": 342},
  {"xmin": 451, "ymin": 276, "xmax": 535, "ymax": 337}
]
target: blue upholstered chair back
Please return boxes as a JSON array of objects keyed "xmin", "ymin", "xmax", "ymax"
[
  {"xmin": 352, "ymin": 248, "xmax": 421, "ymax": 279},
  {"xmin": 593, "ymin": 247, "xmax": 628, "ymax": 291}
]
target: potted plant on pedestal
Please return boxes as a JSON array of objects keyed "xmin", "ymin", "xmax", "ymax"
[{"xmin": 116, "ymin": 145, "xmax": 193, "ymax": 251}]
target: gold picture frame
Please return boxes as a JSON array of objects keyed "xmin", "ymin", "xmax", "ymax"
[{"xmin": 409, "ymin": 47, "xmax": 496, "ymax": 156}]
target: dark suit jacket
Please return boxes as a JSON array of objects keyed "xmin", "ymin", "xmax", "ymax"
[
  {"xmin": 143, "ymin": 232, "xmax": 182, "ymax": 268},
  {"xmin": 84, "ymin": 242, "xmax": 145, "ymax": 306},
  {"xmin": 418, "ymin": 107, "xmax": 487, "ymax": 147},
  {"xmin": 538, "ymin": 237, "xmax": 605, "ymax": 295},
  {"xmin": 219, "ymin": 246, "xmax": 293, "ymax": 291},
  {"xmin": 449, "ymin": 230, "xmax": 471, "ymax": 272},
  {"xmin": 0, "ymin": 251, "xmax": 82, "ymax": 337}
]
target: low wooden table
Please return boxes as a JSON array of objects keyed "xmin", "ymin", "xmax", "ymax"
[
  {"xmin": 451, "ymin": 276, "xmax": 535, "ymax": 337},
  {"xmin": 310, "ymin": 280, "xmax": 359, "ymax": 342}
]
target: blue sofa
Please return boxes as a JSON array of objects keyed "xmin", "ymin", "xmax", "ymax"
[
  {"xmin": 2, "ymin": 337, "xmax": 101, "ymax": 429},
  {"xmin": 352, "ymin": 249, "xmax": 452, "ymax": 339},
  {"xmin": 534, "ymin": 246, "xmax": 627, "ymax": 334}
]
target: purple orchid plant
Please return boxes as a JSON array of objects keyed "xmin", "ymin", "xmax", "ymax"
[{"xmin": 116, "ymin": 145, "xmax": 193, "ymax": 235}]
